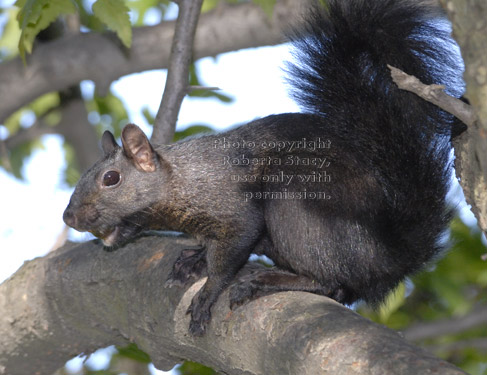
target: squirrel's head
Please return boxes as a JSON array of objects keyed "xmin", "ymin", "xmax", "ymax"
[{"xmin": 63, "ymin": 124, "xmax": 168, "ymax": 248}]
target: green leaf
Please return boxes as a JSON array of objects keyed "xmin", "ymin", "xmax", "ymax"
[
  {"xmin": 62, "ymin": 142, "xmax": 81, "ymax": 186},
  {"xmin": 0, "ymin": 8, "xmax": 22, "ymax": 59},
  {"xmin": 84, "ymin": 370, "xmax": 117, "ymax": 375},
  {"xmin": 201, "ymin": 0, "xmax": 220, "ymax": 13},
  {"xmin": 127, "ymin": 0, "xmax": 169, "ymax": 26},
  {"xmin": 115, "ymin": 343, "xmax": 151, "ymax": 364},
  {"xmin": 92, "ymin": 0, "xmax": 132, "ymax": 48},
  {"xmin": 1, "ymin": 92, "xmax": 60, "ymax": 179},
  {"xmin": 8, "ymin": 138, "xmax": 43, "ymax": 180},
  {"xmin": 4, "ymin": 92, "xmax": 60, "ymax": 133},
  {"xmin": 378, "ymin": 282, "xmax": 406, "ymax": 323},
  {"xmin": 357, "ymin": 218, "xmax": 487, "ymax": 373},
  {"xmin": 141, "ymin": 106, "xmax": 155, "ymax": 125},
  {"xmin": 73, "ymin": 0, "xmax": 104, "ymax": 32},
  {"xmin": 173, "ymin": 124, "xmax": 214, "ymax": 142},
  {"xmin": 3, "ymin": 109, "xmax": 24, "ymax": 134},
  {"xmin": 85, "ymin": 91, "xmax": 129, "ymax": 138},
  {"xmin": 178, "ymin": 360, "xmax": 217, "ymax": 375},
  {"xmin": 318, "ymin": 0, "xmax": 330, "ymax": 10},
  {"xmin": 30, "ymin": 92, "xmax": 60, "ymax": 116},
  {"xmin": 252, "ymin": 0, "xmax": 276, "ymax": 18},
  {"xmin": 188, "ymin": 64, "xmax": 234, "ymax": 103},
  {"xmin": 15, "ymin": 0, "xmax": 77, "ymax": 61}
]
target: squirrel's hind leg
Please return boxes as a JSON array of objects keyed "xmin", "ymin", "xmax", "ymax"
[{"xmin": 229, "ymin": 269, "xmax": 353, "ymax": 309}]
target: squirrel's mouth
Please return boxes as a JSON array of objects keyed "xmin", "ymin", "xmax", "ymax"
[
  {"xmin": 100, "ymin": 226, "xmax": 120, "ymax": 247},
  {"xmin": 90, "ymin": 221, "xmax": 141, "ymax": 248}
]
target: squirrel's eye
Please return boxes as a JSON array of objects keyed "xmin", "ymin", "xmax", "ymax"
[{"xmin": 102, "ymin": 170, "xmax": 121, "ymax": 187}]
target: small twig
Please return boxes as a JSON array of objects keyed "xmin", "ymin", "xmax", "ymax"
[
  {"xmin": 188, "ymin": 86, "xmax": 221, "ymax": 92},
  {"xmin": 388, "ymin": 65, "xmax": 477, "ymax": 127},
  {"xmin": 151, "ymin": 0, "xmax": 204, "ymax": 145}
]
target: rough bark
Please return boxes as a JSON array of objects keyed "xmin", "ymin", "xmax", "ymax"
[
  {"xmin": 0, "ymin": 235, "xmax": 466, "ymax": 375},
  {"xmin": 440, "ymin": 0, "xmax": 487, "ymax": 234},
  {"xmin": 0, "ymin": 0, "xmax": 303, "ymax": 124}
]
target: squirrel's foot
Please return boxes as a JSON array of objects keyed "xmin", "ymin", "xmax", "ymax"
[
  {"xmin": 229, "ymin": 271, "xmax": 270, "ymax": 309},
  {"xmin": 165, "ymin": 247, "xmax": 207, "ymax": 288},
  {"xmin": 229, "ymin": 269, "xmax": 333, "ymax": 309},
  {"xmin": 186, "ymin": 290, "xmax": 212, "ymax": 336}
]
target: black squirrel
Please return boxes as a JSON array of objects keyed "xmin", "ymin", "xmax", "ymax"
[{"xmin": 63, "ymin": 0, "xmax": 465, "ymax": 336}]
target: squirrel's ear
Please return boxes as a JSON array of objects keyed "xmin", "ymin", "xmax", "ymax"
[
  {"xmin": 121, "ymin": 124, "xmax": 157, "ymax": 172},
  {"xmin": 101, "ymin": 131, "xmax": 119, "ymax": 155}
]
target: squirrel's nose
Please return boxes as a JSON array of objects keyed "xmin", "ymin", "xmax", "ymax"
[{"xmin": 63, "ymin": 207, "xmax": 78, "ymax": 229}]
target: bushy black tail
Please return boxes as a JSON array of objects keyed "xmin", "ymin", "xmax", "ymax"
[
  {"xmin": 286, "ymin": 0, "xmax": 464, "ymax": 303},
  {"xmin": 287, "ymin": 0, "xmax": 463, "ymax": 124}
]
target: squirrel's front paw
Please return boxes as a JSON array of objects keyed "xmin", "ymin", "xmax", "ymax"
[
  {"xmin": 186, "ymin": 293, "xmax": 212, "ymax": 336},
  {"xmin": 165, "ymin": 247, "xmax": 207, "ymax": 287}
]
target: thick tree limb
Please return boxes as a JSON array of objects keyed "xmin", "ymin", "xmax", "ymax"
[
  {"xmin": 57, "ymin": 97, "xmax": 101, "ymax": 172},
  {"xmin": 151, "ymin": 0, "xmax": 203, "ymax": 145},
  {"xmin": 0, "ymin": 236, "xmax": 466, "ymax": 375},
  {"xmin": 440, "ymin": 0, "xmax": 487, "ymax": 234},
  {"xmin": 0, "ymin": 0, "xmax": 302, "ymax": 125}
]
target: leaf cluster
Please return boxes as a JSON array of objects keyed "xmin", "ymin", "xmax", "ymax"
[
  {"xmin": 360, "ymin": 218, "xmax": 487, "ymax": 374},
  {"xmin": 0, "ymin": 0, "xmax": 243, "ymax": 185}
]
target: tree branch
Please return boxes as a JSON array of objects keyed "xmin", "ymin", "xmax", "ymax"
[
  {"xmin": 0, "ymin": 0, "xmax": 302, "ymax": 125},
  {"xmin": 55, "ymin": 87, "xmax": 101, "ymax": 172},
  {"xmin": 403, "ymin": 304, "xmax": 487, "ymax": 342},
  {"xmin": 388, "ymin": 65, "xmax": 476, "ymax": 127},
  {"xmin": 151, "ymin": 0, "xmax": 203, "ymax": 145},
  {"xmin": 428, "ymin": 338, "xmax": 487, "ymax": 354},
  {"xmin": 4, "ymin": 119, "xmax": 55, "ymax": 149},
  {"xmin": 3, "ymin": 89, "xmax": 100, "ymax": 172},
  {"xmin": 439, "ymin": 0, "xmax": 487, "ymax": 235},
  {"xmin": 0, "ymin": 236, "xmax": 467, "ymax": 375},
  {"xmin": 388, "ymin": 64, "xmax": 487, "ymax": 235}
]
